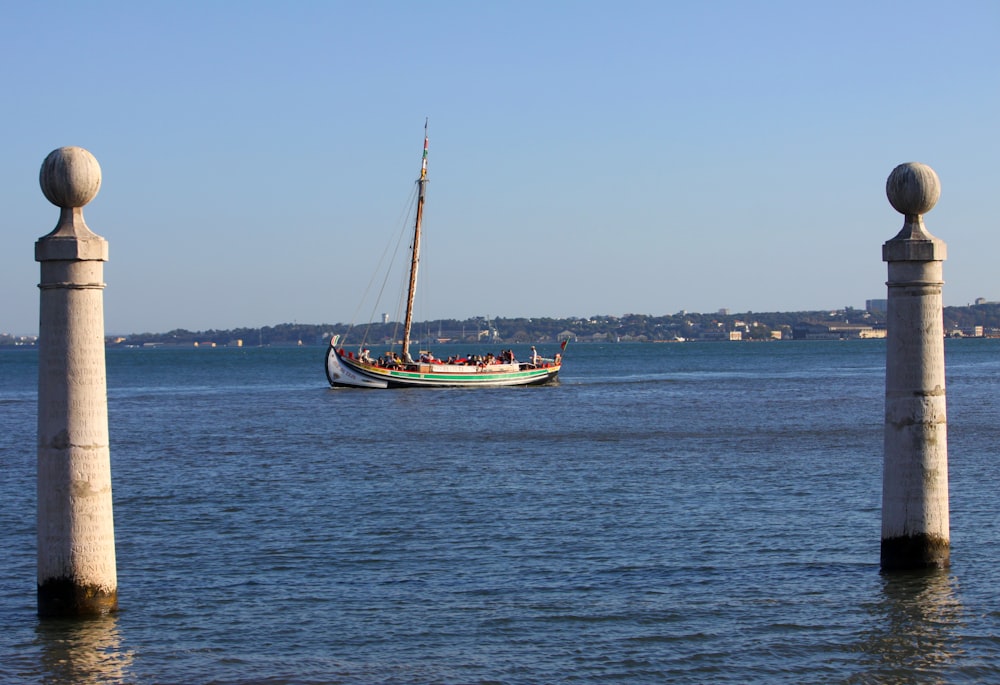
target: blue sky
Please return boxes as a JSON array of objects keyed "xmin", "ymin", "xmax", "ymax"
[{"xmin": 2, "ymin": 1, "xmax": 997, "ymax": 335}]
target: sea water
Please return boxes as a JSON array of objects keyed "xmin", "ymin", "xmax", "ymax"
[{"xmin": 1, "ymin": 340, "xmax": 999, "ymax": 683}]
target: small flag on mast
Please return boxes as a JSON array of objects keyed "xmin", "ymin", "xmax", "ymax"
[{"xmin": 421, "ymin": 119, "xmax": 428, "ymax": 178}]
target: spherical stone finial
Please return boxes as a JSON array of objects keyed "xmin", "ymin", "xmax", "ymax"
[
  {"xmin": 886, "ymin": 162, "xmax": 940, "ymax": 216},
  {"xmin": 39, "ymin": 146, "xmax": 102, "ymax": 209}
]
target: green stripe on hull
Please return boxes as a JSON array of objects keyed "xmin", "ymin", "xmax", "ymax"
[
  {"xmin": 383, "ymin": 371, "xmax": 558, "ymax": 388},
  {"xmin": 386, "ymin": 370, "xmax": 552, "ymax": 382}
]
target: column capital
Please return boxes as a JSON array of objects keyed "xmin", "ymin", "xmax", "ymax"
[
  {"xmin": 883, "ymin": 163, "xmax": 946, "ymax": 263},
  {"xmin": 36, "ymin": 148, "xmax": 107, "ymax": 262}
]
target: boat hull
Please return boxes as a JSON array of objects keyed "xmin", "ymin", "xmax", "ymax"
[{"xmin": 325, "ymin": 345, "xmax": 560, "ymax": 389}]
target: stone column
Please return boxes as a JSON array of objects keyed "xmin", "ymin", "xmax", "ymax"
[
  {"xmin": 880, "ymin": 162, "xmax": 949, "ymax": 572},
  {"xmin": 35, "ymin": 147, "xmax": 118, "ymax": 616}
]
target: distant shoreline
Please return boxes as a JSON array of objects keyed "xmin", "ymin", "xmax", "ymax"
[{"xmin": 5, "ymin": 303, "xmax": 1000, "ymax": 348}]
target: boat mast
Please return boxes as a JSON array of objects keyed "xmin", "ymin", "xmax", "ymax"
[{"xmin": 401, "ymin": 119, "xmax": 428, "ymax": 363}]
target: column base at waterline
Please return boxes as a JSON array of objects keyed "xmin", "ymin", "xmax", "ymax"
[
  {"xmin": 880, "ymin": 534, "xmax": 950, "ymax": 573},
  {"xmin": 38, "ymin": 577, "xmax": 118, "ymax": 618}
]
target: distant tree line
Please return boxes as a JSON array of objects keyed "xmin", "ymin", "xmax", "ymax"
[
  {"xmin": 110, "ymin": 303, "xmax": 1000, "ymax": 346},
  {"xmin": 5, "ymin": 304, "xmax": 1000, "ymax": 348}
]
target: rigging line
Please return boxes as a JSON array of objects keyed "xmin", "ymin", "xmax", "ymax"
[
  {"xmin": 413, "ymin": 187, "xmax": 431, "ymax": 345},
  {"xmin": 348, "ymin": 182, "xmax": 420, "ymax": 348},
  {"xmin": 368, "ymin": 183, "xmax": 420, "ymax": 350},
  {"xmin": 384, "ymin": 233, "xmax": 415, "ymax": 353},
  {"xmin": 388, "ymin": 266, "xmax": 409, "ymax": 352},
  {"xmin": 352, "ymin": 189, "xmax": 413, "ymax": 327}
]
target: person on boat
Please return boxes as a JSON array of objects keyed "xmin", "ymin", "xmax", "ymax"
[
  {"xmin": 530, "ymin": 346, "xmax": 539, "ymax": 365},
  {"xmin": 360, "ymin": 349, "xmax": 372, "ymax": 364}
]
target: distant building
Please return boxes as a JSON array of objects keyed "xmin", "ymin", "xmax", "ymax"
[
  {"xmin": 948, "ymin": 325, "xmax": 986, "ymax": 338},
  {"xmin": 866, "ymin": 299, "xmax": 888, "ymax": 313},
  {"xmin": 793, "ymin": 322, "xmax": 885, "ymax": 340}
]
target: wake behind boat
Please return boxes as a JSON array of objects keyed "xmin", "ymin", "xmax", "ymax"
[{"xmin": 325, "ymin": 123, "xmax": 564, "ymax": 389}]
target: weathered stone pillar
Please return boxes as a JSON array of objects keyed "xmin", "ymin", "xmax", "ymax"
[
  {"xmin": 880, "ymin": 162, "xmax": 949, "ymax": 572},
  {"xmin": 36, "ymin": 147, "xmax": 118, "ymax": 616}
]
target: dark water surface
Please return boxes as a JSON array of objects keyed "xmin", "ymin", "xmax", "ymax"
[{"xmin": 2, "ymin": 340, "xmax": 999, "ymax": 683}]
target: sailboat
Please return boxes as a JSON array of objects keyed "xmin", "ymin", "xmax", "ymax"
[{"xmin": 325, "ymin": 124, "xmax": 564, "ymax": 389}]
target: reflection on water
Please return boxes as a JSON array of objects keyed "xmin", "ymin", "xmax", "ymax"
[
  {"xmin": 36, "ymin": 614, "xmax": 134, "ymax": 684},
  {"xmin": 851, "ymin": 570, "xmax": 964, "ymax": 683}
]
